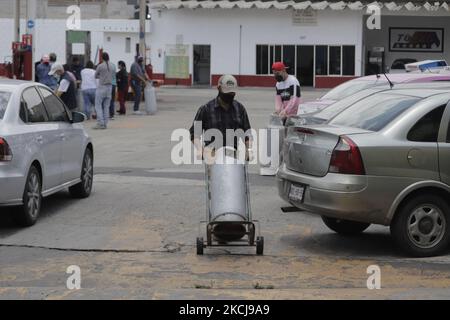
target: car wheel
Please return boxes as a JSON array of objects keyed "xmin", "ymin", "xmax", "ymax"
[
  {"xmin": 14, "ymin": 166, "xmax": 42, "ymax": 227},
  {"xmin": 322, "ymin": 216, "xmax": 370, "ymax": 235},
  {"xmin": 69, "ymin": 148, "xmax": 93, "ymax": 198},
  {"xmin": 391, "ymin": 194, "xmax": 450, "ymax": 257}
]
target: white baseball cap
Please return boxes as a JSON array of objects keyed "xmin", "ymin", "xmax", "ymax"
[
  {"xmin": 48, "ymin": 63, "xmax": 64, "ymax": 76},
  {"xmin": 218, "ymin": 74, "xmax": 238, "ymax": 93}
]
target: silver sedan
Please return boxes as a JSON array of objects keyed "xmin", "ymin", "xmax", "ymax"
[
  {"xmin": 277, "ymin": 88, "xmax": 450, "ymax": 257},
  {"xmin": 0, "ymin": 79, "xmax": 93, "ymax": 226}
]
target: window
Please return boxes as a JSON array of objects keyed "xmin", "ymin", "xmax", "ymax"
[
  {"xmin": 38, "ymin": 87, "xmax": 70, "ymax": 122},
  {"xmin": 318, "ymin": 87, "xmax": 386, "ymax": 120},
  {"xmin": 315, "ymin": 46, "xmax": 328, "ymax": 76},
  {"xmin": 0, "ymin": 91, "xmax": 11, "ymax": 120},
  {"xmin": 330, "ymin": 94, "xmax": 420, "ymax": 131},
  {"xmin": 275, "ymin": 45, "xmax": 282, "ymax": 62},
  {"xmin": 256, "ymin": 44, "xmax": 356, "ymax": 77},
  {"xmin": 256, "ymin": 45, "xmax": 269, "ymax": 75},
  {"xmin": 408, "ymin": 105, "xmax": 446, "ymax": 142},
  {"xmin": 321, "ymin": 80, "xmax": 375, "ymax": 101},
  {"xmin": 342, "ymin": 46, "xmax": 355, "ymax": 76},
  {"xmin": 269, "ymin": 45, "xmax": 275, "ymax": 68},
  {"xmin": 21, "ymin": 87, "xmax": 47, "ymax": 123},
  {"xmin": 282, "ymin": 45, "xmax": 295, "ymax": 72},
  {"xmin": 125, "ymin": 37, "xmax": 131, "ymax": 53},
  {"xmin": 329, "ymin": 46, "xmax": 341, "ymax": 75}
]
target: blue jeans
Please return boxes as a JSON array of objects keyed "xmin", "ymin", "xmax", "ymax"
[
  {"xmin": 95, "ymin": 85, "xmax": 112, "ymax": 127},
  {"xmin": 131, "ymin": 80, "xmax": 142, "ymax": 111},
  {"xmin": 82, "ymin": 89, "xmax": 96, "ymax": 118}
]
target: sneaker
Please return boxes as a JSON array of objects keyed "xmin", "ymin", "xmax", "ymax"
[
  {"xmin": 110, "ymin": 116, "xmax": 115, "ymax": 120},
  {"xmin": 132, "ymin": 111, "xmax": 143, "ymax": 115},
  {"xmin": 92, "ymin": 124, "xmax": 104, "ymax": 130}
]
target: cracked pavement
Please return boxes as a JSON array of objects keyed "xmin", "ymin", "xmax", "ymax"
[{"xmin": 1, "ymin": 87, "xmax": 450, "ymax": 300}]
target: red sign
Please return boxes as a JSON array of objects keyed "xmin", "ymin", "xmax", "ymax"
[{"xmin": 22, "ymin": 34, "xmax": 33, "ymax": 47}]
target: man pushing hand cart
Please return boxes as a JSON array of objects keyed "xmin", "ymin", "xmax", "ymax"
[{"xmin": 189, "ymin": 75, "xmax": 264, "ymax": 255}]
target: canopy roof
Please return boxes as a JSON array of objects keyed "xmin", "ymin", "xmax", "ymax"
[{"xmin": 150, "ymin": 1, "xmax": 449, "ymax": 11}]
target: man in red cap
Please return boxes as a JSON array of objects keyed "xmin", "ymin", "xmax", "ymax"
[{"xmin": 272, "ymin": 62, "xmax": 301, "ymax": 118}]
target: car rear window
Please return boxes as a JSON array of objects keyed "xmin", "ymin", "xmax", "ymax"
[
  {"xmin": 0, "ymin": 91, "xmax": 11, "ymax": 120},
  {"xmin": 321, "ymin": 80, "xmax": 386, "ymax": 101},
  {"xmin": 314, "ymin": 87, "xmax": 389, "ymax": 121},
  {"xmin": 329, "ymin": 94, "xmax": 420, "ymax": 131}
]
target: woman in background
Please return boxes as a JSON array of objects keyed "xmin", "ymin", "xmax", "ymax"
[{"xmin": 116, "ymin": 60, "xmax": 129, "ymax": 115}]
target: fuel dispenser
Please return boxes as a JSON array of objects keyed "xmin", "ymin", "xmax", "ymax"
[{"xmin": 12, "ymin": 34, "xmax": 33, "ymax": 80}]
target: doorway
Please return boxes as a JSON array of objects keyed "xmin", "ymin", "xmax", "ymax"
[
  {"xmin": 66, "ymin": 30, "xmax": 91, "ymax": 67},
  {"xmin": 296, "ymin": 46, "xmax": 314, "ymax": 87},
  {"xmin": 193, "ymin": 45, "xmax": 211, "ymax": 85}
]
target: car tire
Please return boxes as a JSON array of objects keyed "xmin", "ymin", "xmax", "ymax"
[
  {"xmin": 322, "ymin": 216, "xmax": 370, "ymax": 235},
  {"xmin": 391, "ymin": 194, "xmax": 450, "ymax": 257},
  {"xmin": 69, "ymin": 148, "xmax": 93, "ymax": 199},
  {"xmin": 14, "ymin": 165, "xmax": 42, "ymax": 227}
]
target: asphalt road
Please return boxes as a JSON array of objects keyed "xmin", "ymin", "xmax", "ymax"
[{"xmin": 0, "ymin": 87, "xmax": 449, "ymax": 300}]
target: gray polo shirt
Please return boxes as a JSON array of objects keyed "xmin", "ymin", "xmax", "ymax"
[
  {"xmin": 95, "ymin": 61, "xmax": 114, "ymax": 86},
  {"xmin": 130, "ymin": 62, "xmax": 145, "ymax": 81}
]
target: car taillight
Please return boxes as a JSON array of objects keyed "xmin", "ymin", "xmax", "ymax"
[
  {"xmin": 0, "ymin": 137, "xmax": 13, "ymax": 161},
  {"xmin": 329, "ymin": 136, "xmax": 365, "ymax": 175}
]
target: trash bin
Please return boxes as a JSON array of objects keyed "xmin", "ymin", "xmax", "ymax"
[
  {"xmin": 144, "ymin": 81, "xmax": 157, "ymax": 115},
  {"xmin": 208, "ymin": 148, "xmax": 248, "ymax": 242}
]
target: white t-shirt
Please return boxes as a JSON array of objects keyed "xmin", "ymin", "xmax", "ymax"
[
  {"xmin": 275, "ymin": 75, "xmax": 301, "ymax": 102},
  {"xmin": 81, "ymin": 68, "xmax": 97, "ymax": 90},
  {"xmin": 58, "ymin": 79, "xmax": 70, "ymax": 93}
]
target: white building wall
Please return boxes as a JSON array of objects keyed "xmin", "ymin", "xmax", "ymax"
[
  {"xmin": 0, "ymin": 18, "xmax": 151, "ymax": 65},
  {"xmin": 148, "ymin": 8, "xmax": 364, "ymax": 77}
]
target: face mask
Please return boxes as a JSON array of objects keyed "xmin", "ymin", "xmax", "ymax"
[
  {"xmin": 219, "ymin": 92, "xmax": 235, "ymax": 105},
  {"xmin": 275, "ymin": 74, "xmax": 284, "ymax": 82}
]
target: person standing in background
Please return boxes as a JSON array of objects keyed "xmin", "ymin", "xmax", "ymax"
[
  {"xmin": 116, "ymin": 61, "xmax": 129, "ymax": 115},
  {"xmin": 130, "ymin": 56, "xmax": 149, "ymax": 115},
  {"xmin": 70, "ymin": 56, "xmax": 83, "ymax": 83},
  {"xmin": 109, "ymin": 61, "xmax": 117, "ymax": 120},
  {"xmin": 47, "ymin": 52, "xmax": 58, "ymax": 90},
  {"xmin": 36, "ymin": 55, "xmax": 53, "ymax": 88},
  {"xmin": 94, "ymin": 52, "xmax": 113, "ymax": 130},
  {"xmin": 272, "ymin": 61, "xmax": 301, "ymax": 119},
  {"xmin": 80, "ymin": 61, "xmax": 97, "ymax": 120},
  {"xmin": 48, "ymin": 63, "xmax": 77, "ymax": 111}
]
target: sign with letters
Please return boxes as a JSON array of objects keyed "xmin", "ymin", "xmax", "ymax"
[{"xmin": 389, "ymin": 28, "xmax": 444, "ymax": 52}]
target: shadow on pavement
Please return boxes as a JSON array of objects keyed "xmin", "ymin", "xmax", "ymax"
[
  {"xmin": 281, "ymin": 230, "xmax": 402, "ymax": 259},
  {"xmin": 0, "ymin": 191, "xmax": 78, "ymax": 238}
]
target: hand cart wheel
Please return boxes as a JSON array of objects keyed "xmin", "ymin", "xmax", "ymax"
[
  {"xmin": 196, "ymin": 237, "xmax": 204, "ymax": 255},
  {"xmin": 248, "ymin": 223, "xmax": 255, "ymax": 246},
  {"xmin": 256, "ymin": 236, "xmax": 264, "ymax": 255}
]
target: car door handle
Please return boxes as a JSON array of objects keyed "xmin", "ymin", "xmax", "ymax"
[
  {"xmin": 36, "ymin": 135, "xmax": 43, "ymax": 143},
  {"xmin": 59, "ymin": 133, "xmax": 66, "ymax": 140}
]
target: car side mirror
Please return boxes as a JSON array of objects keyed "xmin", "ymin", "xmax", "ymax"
[{"xmin": 72, "ymin": 111, "xmax": 87, "ymax": 123}]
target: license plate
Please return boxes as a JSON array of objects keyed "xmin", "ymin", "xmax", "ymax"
[{"xmin": 289, "ymin": 184, "xmax": 305, "ymax": 202}]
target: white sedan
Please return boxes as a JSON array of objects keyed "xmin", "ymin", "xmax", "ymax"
[{"xmin": 0, "ymin": 79, "xmax": 93, "ymax": 226}]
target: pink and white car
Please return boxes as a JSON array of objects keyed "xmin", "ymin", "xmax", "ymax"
[{"xmin": 298, "ymin": 73, "xmax": 450, "ymax": 115}]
